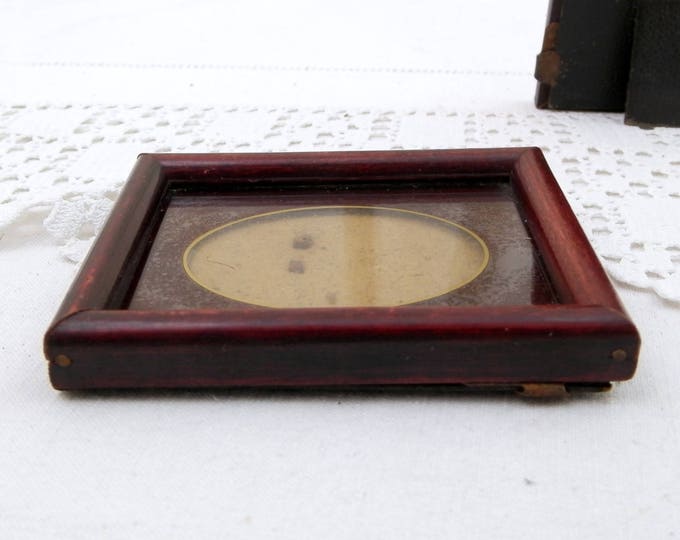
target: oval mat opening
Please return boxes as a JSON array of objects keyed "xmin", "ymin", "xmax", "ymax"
[{"xmin": 184, "ymin": 206, "xmax": 489, "ymax": 308}]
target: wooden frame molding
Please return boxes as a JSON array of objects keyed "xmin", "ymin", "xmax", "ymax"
[{"xmin": 44, "ymin": 148, "xmax": 640, "ymax": 392}]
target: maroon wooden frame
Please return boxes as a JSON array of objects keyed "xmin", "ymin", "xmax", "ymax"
[{"xmin": 44, "ymin": 148, "xmax": 639, "ymax": 392}]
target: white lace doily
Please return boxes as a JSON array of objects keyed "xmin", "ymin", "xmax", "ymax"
[{"xmin": 1, "ymin": 102, "xmax": 679, "ymax": 302}]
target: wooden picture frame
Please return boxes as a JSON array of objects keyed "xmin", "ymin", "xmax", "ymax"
[
  {"xmin": 534, "ymin": 0, "xmax": 634, "ymax": 112},
  {"xmin": 44, "ymin": 148, "xmax": 639, "ymax": 395}
]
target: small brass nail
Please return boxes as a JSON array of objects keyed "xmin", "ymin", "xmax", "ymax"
[
  {"xmin": 54, "ymin": 354, "xmax": 72, "ymax": 368},
  {"xmin": 611, "ymin": 349, "xmax": 627, "ymax": 361}
]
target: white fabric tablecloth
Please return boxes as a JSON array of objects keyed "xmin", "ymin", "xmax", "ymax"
[{"xmin": 1, "ymin": 1, "xmax": 679, "ymax": 538}]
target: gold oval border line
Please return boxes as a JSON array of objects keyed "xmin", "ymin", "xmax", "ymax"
[{"xmin": 182, "ymin": 205, "xmax": 490, "ymax": 308}]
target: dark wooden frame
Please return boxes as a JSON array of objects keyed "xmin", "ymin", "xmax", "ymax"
[
  {"xmin": 44, "ymin": 148, "xmax": 639, "ymax": 392},
  {"xmin": 534, "ymin": 0, "xmax": 634, "ymax": 112}
]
